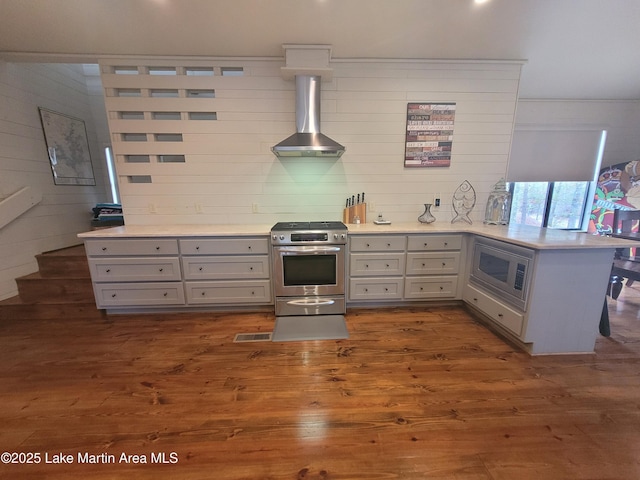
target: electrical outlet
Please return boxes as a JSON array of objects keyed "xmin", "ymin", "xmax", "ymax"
[
  {"xmin": 369, "ymin": 201, "xmax": 376, "ymax": 212},
  {"xmin": 195, "ymin": 203, "xmax": 203, "ymax": 214},
  {"xmin": 148, "ymin": 203, "xmax": 156, "ymax": 214},
  {"xmin": 252, "ymin": 203, "xmax": 259, "ymax": 213},
  {"xmin": 434, "ymin": 194, "xmax": 441, "ymax": 207}
]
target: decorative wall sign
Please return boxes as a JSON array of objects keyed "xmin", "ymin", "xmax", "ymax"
[
  {"xmin": 38, "ymin": 107, "xmax": 95, "ymax": 185},
  {"xmin": 404, "ymin": 102, "xmax": 456, "ymax": 167}
]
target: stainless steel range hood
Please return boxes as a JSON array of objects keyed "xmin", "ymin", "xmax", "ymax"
[{"xmin": 272, "ymin": 75, "xmax": 345, "ymax": 158}]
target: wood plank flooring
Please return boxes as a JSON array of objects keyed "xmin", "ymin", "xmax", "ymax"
[{"xmin": 1, "ymin": 289, "xmax": 639, "ymax": 479}]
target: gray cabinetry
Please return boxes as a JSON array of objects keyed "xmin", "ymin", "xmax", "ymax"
[
  {"xmin": 348, "ymin": 233, "xmax": 463, "ymax": 303},
  {"xmin": 403, "ymin": 234, "xmax": 462, "ymax": 300},
  {"xmin": 85, "ymin": 238, "xmax": 184, "ymax": 308},
  {"xmin": 84, "ymin": 235, "xmax": 272, "ymax": 311},
  {"xmin": 348, "ymin": 235, "xmax": 405, "ymax": 301},
  {"xmin": 463, "ymin": 283, "xmax": 524, "ymax": 335},
  {"xmin": 179, "ymin": 237, "xmax": 272, "ymax": 306}
]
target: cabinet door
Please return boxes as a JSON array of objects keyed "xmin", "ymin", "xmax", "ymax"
[
  {"xmin": 405, "ymin": 252, "xmax": 460, "ymax": 275},
  {"xmin": 349, "ymin": 278, "xmax": 404, "ymax": 301},
  {"xmin": 407, "ymin": 235, "xmax": 462, "ymax": 251},
  {"xmin": 94, "ymin": 282, "xmax": 185, "ymax": 307},
  {"xmin": 179, "ymin": 238, "xmax": 269, "ymax": 255},
  {"xmin": 182, "ymin": 256, "xmax": 269, "ymax": 280},
  {"xmin": 404, "ymin": 276, "xmax": 458, "ymax": 299},
  {"xmin": 350, "ymin": 236, "xmax": 406, "ymax": 252},
  {"xmin": 89, "ymin": 258, "xmax": 181, "ymax": 281},
  {"xmin": 350, "ymin": 253, "xmax": 405, "ymax": 276},
  {"xmin": 463, "ymin": 284, "xmax": 524, "ymax": 336},
  {"xmin": 85, "ymin": 239, "xmax": 179, "ymax": 256},
  {"xmin": 185, "ymin": 280, "xmax": 272, "ymax": 304}
]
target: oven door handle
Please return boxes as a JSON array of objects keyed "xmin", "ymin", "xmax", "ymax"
[
  {"xmin": 276, "ymin": 246, "xmax": 342, "ymax": 253},
  {"xmin": 286, "ymin": 299, "xmax": 336, "ymax": 306}
]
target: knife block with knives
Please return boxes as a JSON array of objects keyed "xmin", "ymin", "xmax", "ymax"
[{"xmin": 344, "ymin": 193, "xmax": 366, "ymax": 224}]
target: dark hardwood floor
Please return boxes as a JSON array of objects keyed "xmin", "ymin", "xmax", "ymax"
[{"xmin": 1, "ymin": 287, "xmax": 639, "ymax": 479}]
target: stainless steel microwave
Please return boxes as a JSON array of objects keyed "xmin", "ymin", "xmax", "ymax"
[{"xmin": 469, "ymin": 237, "xmax": 534, "ymax": 311}]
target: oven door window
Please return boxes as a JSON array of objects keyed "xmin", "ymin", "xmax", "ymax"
[
  {"xmin": 478, "ymin": 251, "xmax": 509, "ymax": 283},
  {"xmin": 283, "ymin": 255, "xmax": 336, "ymax": 286}
]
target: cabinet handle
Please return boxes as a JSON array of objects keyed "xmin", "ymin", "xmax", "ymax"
[
  {"xmin": 366, "ymin": 243, "xmax": 370, "ymax": 247},
  {"xmin": 439, "ymin": 286, "xmax": 444, "ymax": 290},
  {"xmin": 251, "ymin": 291, "xmax": 255, "ymax": 295},
  {"xmin": 420, "ymin": 287, "xmax": 424, "ymax": 291},
  {"xmin": 111, "ymin": 293, "xmax": 116, "ymax": 298},
  {"xmin": 365, "ymin": 264, "xmax": 369, "ymax": 268},
  {"xmin": 163, "ymin": 292, "xmax": 168, "ymax": 297},
  {"xmin": 385, "ymin": 287, "xmax": 388, "ymax": 292},
  {"xmin": 199, "ymin": 267, "xmax": 203, "ymax": 271},
  {"xmin": 156, "ymin": 246, "xmax": 160, "ymax": 250},
  {"xmin": 201, "ymin": 292, "xmax": 206, "ymax": 296},
  {"xmin": 196, "ymin": 246, "xmax": 200, "ymax": 250},
  {"xmin": 498, "ymin": 313, "xmax": 504, "ymax": 318},
  {"xmin": 422, "ymin": 263, "xmax": 426, "ymax": 267},
  {"xmin": 159, "ymin": 268, "xmax": 164, "ymax": 272},
  {"xmin": 444, "ymin": 242, "xmax": 448, "ymax": 246},
  {"xmin": 423, "ymin": 243, "xmax": 428, "ymax": 247},
  {"xmin": 364, "ymin": 288, "xmax": 368, "ymax": 292},
  {"xmin": 102, "ymin": 247, "xmax": 107, "ymax": 251},
  {"xmin": 442, "ymin": 262, "xmax": 446, "ymax": 266},
  {"xmin": 386, "ymin": 264, "xmax": 390, "ymax": 268},
  {"xmin": 105, "ymin": 268, "xmax": 111, "ymax": 273},
  {"xmin": 473, "ymin": 297, "xmax": 478, "ymax": 302},
  {"xmin": 387, "ymin": 243, "xmax": 391, "ymax": 247},
  {"xmin": 248, "ymin": 245, "xmax": 252, "ymax": 251}
]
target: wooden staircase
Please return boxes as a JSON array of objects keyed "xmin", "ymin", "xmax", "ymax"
[{"xmin": 0, "ymin": 245, "xmax": 105, "ymax": 321}]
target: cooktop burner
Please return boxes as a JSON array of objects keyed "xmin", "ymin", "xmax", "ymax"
[{"xmin": 271, "ymin": 221, "xmax": 347, "ymax": 231}]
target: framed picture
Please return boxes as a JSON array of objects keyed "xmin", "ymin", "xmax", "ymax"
[
  {"xmin": 38, "ymin": 107, "xmax": 96, "ymax": 185},
  {"xmin": 404, "ymin": 102, "xmax": 456, "ymax": 167}
]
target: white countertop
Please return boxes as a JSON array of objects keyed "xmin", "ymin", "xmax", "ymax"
[{"xmin": 78, "ymin": 222, "xmax": 637, "ymax": 250}]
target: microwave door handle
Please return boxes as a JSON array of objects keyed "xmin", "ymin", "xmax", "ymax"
[{"xmin": 287, "ymin": 299, "xmax": 336, "ymax": 306}]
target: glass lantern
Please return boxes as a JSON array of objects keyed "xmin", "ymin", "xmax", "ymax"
[{"xmin": 484, "ymin": 178, "xmax": 512, "ymax": 225}]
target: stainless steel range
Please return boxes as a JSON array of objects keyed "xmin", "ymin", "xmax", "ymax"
[{"xmin": 271, "ymin": 221, "xmax": 347, "ymax": 317}]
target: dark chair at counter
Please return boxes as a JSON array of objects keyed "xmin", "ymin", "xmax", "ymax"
[
  {"xmin": 602, "ymin": 209, "xmax": 640, "ymax": 336},
  {"xmin": 608, "ymin": 208, "xmax": 640, "ymax": 298}
]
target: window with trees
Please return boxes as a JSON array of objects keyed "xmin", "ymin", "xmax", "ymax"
[{"xmin": 508, "ymin": 181, "xmax": 592, "ymax": 230}]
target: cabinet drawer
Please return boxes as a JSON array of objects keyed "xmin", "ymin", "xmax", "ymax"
[
  {"xmin": 350, "ymin": 253, "xmax": 405, "ymax": 276},
  {"xmin": 179, "ymin": 237, "xmax": 269, "ymax": 255},
  {"xmin": 94, "ymin": 282, "xmax": 185, "ymax": 307},
  {"xmin": 89, "ymin": 258, "xmax": 181, "ymax": 282},
  {"xmin": 182, "ymin": 255, "xmax": 269, "ymax": 280},
  {"xmin": 349, "ymin": 278, "xmax": 404, "ymax": 301},
  {"xmin": 406, "ymin": 252, "xmax": 460, "ymax": 275},
  {"xmin": 407, "ymin": 235, "xmax": 462, "ymax": 251},
  {"xmin": 185, "ymin": 280, "xmax": 272, "ymax": 304},
  {"xmin": 404, "ymin": 276, "xmax": 458, "ymax": 299},
  {"xmin": 85, "ymin": 238, "xmax": 179, "ymax": 256},
  {"xmin": 350, "ymin": 235, "xmax": 406, "ymax": 252},
  {"xmin": 463, "ymin": 284, "xmax": 524, "ymax": 337}
]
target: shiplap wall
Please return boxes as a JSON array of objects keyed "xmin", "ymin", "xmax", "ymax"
[
  {"xmin": 0, "ymin": 62, "xmax": 108, "ymax": 300},
  {"xmin": 100, "ymin": 57, "xmax": 522, "ymax": 226}
]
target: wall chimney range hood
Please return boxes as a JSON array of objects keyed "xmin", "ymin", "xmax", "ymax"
[{"xmin": 272, "ymin": 45, "xmax": 345, "ymax": 158}]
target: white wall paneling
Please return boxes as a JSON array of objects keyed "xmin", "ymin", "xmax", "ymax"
[
  {"xmin": 99, "ymin": 57, "xmax": 523, "ymax": 226},
  {"xmin": 0, "ymin": 62, "xmax": 109, "ymax": 300}
]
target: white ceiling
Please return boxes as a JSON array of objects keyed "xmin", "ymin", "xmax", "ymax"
[{"xmin": 1, "ymin": 0, "xmax": 639, "ymax": 100}]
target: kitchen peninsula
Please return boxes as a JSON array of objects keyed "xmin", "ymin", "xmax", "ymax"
[{"xmin": 78, "ymin": 223, "xmax": 635, "ymax": 355}]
